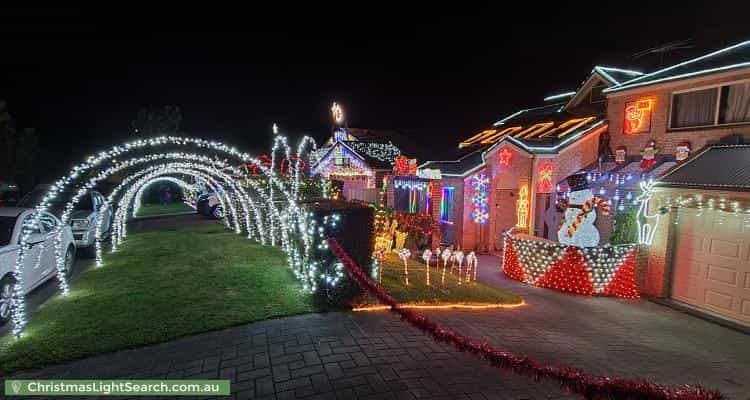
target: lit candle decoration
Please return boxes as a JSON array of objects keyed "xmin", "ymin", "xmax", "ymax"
[
  {"xmin": 422, "ymin": 249, "xmax": 432, "ymax": 286},
  {"xmin": 453, "ymin": 251, "xmax": 464, "ymax": 285},
  {"xmin": 399, "ymin": 248, "xmax": 412, "ymax": 285}
]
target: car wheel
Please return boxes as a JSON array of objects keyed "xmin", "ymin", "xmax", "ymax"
[
  {"xmin": 210, "ymin": 205, "xmax": 224, "ymax": 220},
  {"xmin": 63, "ymin": 246, "xmax": 76, "ymax": 277},
  {"xmin": 0, "ymin": 275, "xmax": 15, "ymax": 327}
]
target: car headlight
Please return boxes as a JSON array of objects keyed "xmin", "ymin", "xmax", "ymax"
[{"xmin": 71, "ymin": 219, "xmax": 90, "ymax": 230}]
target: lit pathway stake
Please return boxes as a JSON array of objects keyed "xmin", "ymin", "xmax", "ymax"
[
  {"xmin": 454, "ymin": 251, "xmax": 464, "ymax": 285},
  {"xmin": 398, "ymin": 248, "xmax": 411, "ymax": 285},
  {"xmin": 422, "ymin": 249, "xmax": 432, "ymax": 286},
  {"xmin": 441, "ymin": 249, "xmax": 451, "ymax": 286}
]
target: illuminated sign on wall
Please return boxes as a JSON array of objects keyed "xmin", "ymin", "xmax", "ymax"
[
  {"xmin": 536, "ymin": 162, "xmax": 554, "ymax": 193},
  {"xmin": 516, "ymin": 184, "xmax": 529, "ymax": 228},
  {"xmin": 394, "ymin": 156, "xmax": 418, "ymax": 176},
  {"xmin": 624, "ymin": 98, "xmax": 653, "ymax": 134},
  {"xmin": 498, "ymin": 147, "xmax": 513, "ymax": 167}
]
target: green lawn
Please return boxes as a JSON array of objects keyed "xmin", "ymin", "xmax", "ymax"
[
  {"xmin": 136, "ymin": 202, "xmax": 194, "ymax": 217},
  {"xmin": 0, "ymin": 223, "xmax": 317, "ymax": 374},
  {"xmin": 364, "ymin": 253, "xmax": 523, "ymax": 306}
]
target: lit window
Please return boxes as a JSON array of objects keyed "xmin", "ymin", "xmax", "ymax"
[
  {"xmin": 719, "ymin": 82, "xmax": 750, "ymax": 124},
  {"xmin": 440, "ymin": 187, "xmax": 455, "ymax": 223},
  {"xmin": 671, "ymin": 88, "xmax": 717, "ymax": 128},
  {"xmin": 669, "ymin": 80, "xmax": 750, "ymax": 129}
]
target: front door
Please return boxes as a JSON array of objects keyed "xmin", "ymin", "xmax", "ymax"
[{"xmin": 493, "ymin": 189, "xmax": 518, "ymax": 252}]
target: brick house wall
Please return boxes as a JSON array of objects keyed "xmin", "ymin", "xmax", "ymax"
[
  {"xmin": 486, "ymin": 144, "xmax": 533, "ymax": 252},
  {"xmin": 433, "ymin": 177, "xmax": 465, "ymax": 249},
  {"xmin": 607, "ymin": 69, "xmax": 750, "ymax": 157},
  {"xmin": 607, "ymin": 69, "xmax": 750, "ymax": 297}
]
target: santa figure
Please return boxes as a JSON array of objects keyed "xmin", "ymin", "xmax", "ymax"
[
  {"xmin": 675, "ymin": 142, "xmax": 691, "ymax": 162},
  {"xmin": 640, "ymin": 140, "xmax": 659, "ymax": 169},
  {"xmin": 557, "ymin": 173, "xmax": 609, "ymax": 247}
]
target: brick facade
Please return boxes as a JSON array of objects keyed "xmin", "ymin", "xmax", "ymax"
[
  {"xmin": 607, "ymin": 68, "xmax": 750, "ymax": 298},
  {"xmin": 607, "ymin": 69, "xmax": 750, "ymax": 157}
]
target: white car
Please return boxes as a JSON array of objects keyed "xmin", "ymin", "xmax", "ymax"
[
  {"xmin": 0, "ymin": 207, "xmax": 76, "ymax": 326},
  {"xmin": 18, "ymin": 186, "xmax": 113, "ymax": 258}
]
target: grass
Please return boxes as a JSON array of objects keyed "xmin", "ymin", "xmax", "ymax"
[
  {"xmin": 136, "ymin": 202, "xmax": 194, "ymax": 217},
  {"xmin": 0, "ymin": 223, "xmax": 318, "ymax": 374},
  {"xmin": 361, "ymin": 253, "xmax": 523, "ymax": 307}
]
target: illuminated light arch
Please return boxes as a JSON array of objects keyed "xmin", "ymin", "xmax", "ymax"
[
  {"xmin": 132, "ymin": 176, "xmax": 195, "ymax": 219},
  {"xmin": 50, "ymin": 153, "xmax": 254, "ymax": 286},
  {"xmin": 10, "ymin": 135, "xmax": 322, "ymax": 338},
  {"xmin": 94, "ymin": 160, "xmax": 275, "ymax": 266},
  {"xmin": 95, "ymin": 171, "xmax": 210, "ymax": 265}
]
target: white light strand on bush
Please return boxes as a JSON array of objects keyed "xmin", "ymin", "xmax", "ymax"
[{"xmin": 345, "ymin": 141, "xmax": 401, "ymax": 165}]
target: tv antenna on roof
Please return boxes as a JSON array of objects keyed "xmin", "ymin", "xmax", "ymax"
[{"xmin": 631, "ymin": 39, "xmax": 694, "ymax": 67}]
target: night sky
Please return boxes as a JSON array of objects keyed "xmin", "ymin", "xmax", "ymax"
[{"xmin": 2, "ymin": 3, "xmax": 750, "ymax": 182}]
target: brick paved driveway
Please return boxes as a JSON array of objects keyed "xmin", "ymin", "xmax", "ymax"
[{"xmin": 5, "ymin": 255, "xmax": 749, "ymax": 400}]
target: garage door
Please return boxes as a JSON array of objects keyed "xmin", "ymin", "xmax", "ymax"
[{"xmin": 671, "ymin": 208, "xmax": 750, "ymax": 327}]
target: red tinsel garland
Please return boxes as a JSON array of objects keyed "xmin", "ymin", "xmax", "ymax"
[{"xmin": 327, "ymin": 238, "xmax": 722, "ymax": 400}]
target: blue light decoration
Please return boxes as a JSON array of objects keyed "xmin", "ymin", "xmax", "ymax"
[
  {"xmin": 334, "ymin": 129, "xmax": 348, "ymax": 142},
  {"xmin": 471, "ymin": 173, "xmax": 489, "ymax": 224}
]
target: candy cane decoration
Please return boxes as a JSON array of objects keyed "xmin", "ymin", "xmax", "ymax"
[
  {"xmin": 374, "ymin": 248, "xmax": 385, "ymax": 283},
  {"xmin": 441, "ymin": 249, "xmax": 452, "ymax": 286},
  {"xmin": 454, "ymin": 251, "xmax": 464, "ymax": 285},
  {"xmin": 567, "ymin": 197, "xmax": 610, "ymax": 238},
  {"xmin": 399, "ymin": 248, "xmax": 411, "ymax": 286},
  {"xmin": 466, "ymin": 251, "xmax": 477, "ymax": 282},
  {"xmin": 422, "ymin": 249, "xmax": 432, "ymax": 286}
]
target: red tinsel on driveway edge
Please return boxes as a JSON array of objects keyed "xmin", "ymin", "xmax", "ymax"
[{"xmin": 327, "ymin": 239, "xmax": 722, "ymax": 400}]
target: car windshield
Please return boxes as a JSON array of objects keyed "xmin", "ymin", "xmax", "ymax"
[
  {"xmin": 74, "ymin": 196, "xmax": 93, "ymax": 212},
  {"xmin": 0, "ymin": 216, "xmax": 17, "ymax": 246}
]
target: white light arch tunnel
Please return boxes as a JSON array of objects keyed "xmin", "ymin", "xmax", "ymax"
[
  {"xmin": 10, "ymin": 135, "xmax": 320, "ymax": 338},
  {"xmin": 92, "ymin": 160, "xmax": 277, "ymax": 266},
  {"xmin": 131, "ymin": 176, "xmax": 195, "ymax": 218}
]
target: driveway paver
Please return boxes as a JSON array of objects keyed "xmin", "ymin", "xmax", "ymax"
[{"xmin": 3, "ymin": 254, "xmax": 748, "ymax": 400}]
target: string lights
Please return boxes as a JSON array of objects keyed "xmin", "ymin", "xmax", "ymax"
[
  {"xmin": 471, "ymin": 173, "xmax": 489, "ymax": 224},
  {"xmin": 8, "ymin": 133, "xmax": 338, "ymax": 338},
  {"xmin": 502, "ymin": 230, "xmax": 638, "ymax": 299}
]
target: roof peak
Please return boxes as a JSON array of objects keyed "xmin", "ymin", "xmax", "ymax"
[{"xmin": 604, "ymin": 38, "xmax": 750, "ymax": 93}]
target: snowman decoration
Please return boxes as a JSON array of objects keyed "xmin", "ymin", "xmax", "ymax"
[{"xmin": 557, "ymin": 173, "xmax": 610, "ymax": 247}]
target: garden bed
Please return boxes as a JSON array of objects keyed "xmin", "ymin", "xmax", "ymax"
[{"xmin": 355, "ymin": 253, "xmax": 523, "ymax": 310}]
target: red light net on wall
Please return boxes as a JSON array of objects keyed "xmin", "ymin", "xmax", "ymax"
[{"xmin": 502, "ymin": 232, "xmax": 639, "ymax": 299}]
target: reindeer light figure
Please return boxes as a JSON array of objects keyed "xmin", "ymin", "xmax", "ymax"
[
  {"xmin": 636, "ymin": 179, "xmax": 661, "ymax": 245},
  {"xmin": 398, "ymin": 248, "xmax": 412, "ymax": 285},
  {"xmin": 422, "ymin": 249, "xmax": 432, "ymax": 286}
]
